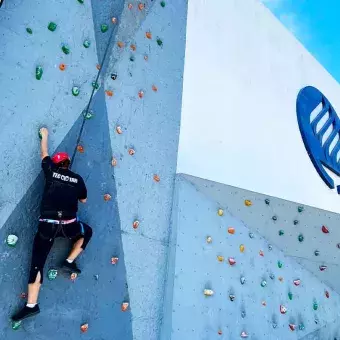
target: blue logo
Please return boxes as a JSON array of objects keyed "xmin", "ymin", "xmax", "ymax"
[{"xmin": 297, "ymin": 86, "xmax": 340, "ymax": 193}]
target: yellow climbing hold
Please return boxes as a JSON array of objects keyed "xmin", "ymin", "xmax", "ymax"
[
  {"xmin": 204, "ymin": 289, "xmax": 214, "ymax": 296},
  {"xmin": 239, "ymin": 244, "xmax": 245, "ymax": 253},
  {"xmin": 244, "ymin": 200, "xmax": 252, "ymax": 207},
  {"xmin": 206, "ymin": 236, "xmax": 212, "ymax": 243},
  {"xmin": 217, "ymin": 255, "xmax": 224, "ymax": 262},
  {"xmin": 217, "ymin": 209, "xmax": 224, "ymax": 216}
]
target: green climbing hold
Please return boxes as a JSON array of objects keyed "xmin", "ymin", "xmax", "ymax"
[
  {"xmin": 77, "ymin": 0, "xmax": 84, "ymax": 3},
  {"xmin": 264, "ymin": 198, "xmax": 270, "ymax": 205},
  {"xmin": 83, "ymin": 109, "xmax": 94, "ymax": 120},
  {"xmin": 298, "ymin": 323, "xmax": 305, "ymax": 331},
  {"xmin": 272, "ymin": 215, "xmax": 277, "ymax": 221},
  {"xmin": 277, "ymin": 260, "xmax": 283, "ymax": 268},
  {"xmin": 7, "ymin": 234, "xmax": 18, "ymax": 247},
  {"xmin": 260, "ymin": 280, "xmax": 267, "ymax": 287},
  {"xmin": 36, "ymin": 66, "xmax": 43, "ymax": 80},
  {"xmin": 269, "ymin": 273, "xmax": 275, "ymax": 280},
  {"xmin": 298, "ymin": 234, "xmax": 304, "ymax": 242},
  {"xmin": 279, "ymin": 230, "xmax": 284, "ymax": 236},
  {"xmin": 249, "ymin": 232, "xmax": 254, "ymax": 239},
  {"xmin": 48, "ymin": 22, "xmax": 57, "ymax": 32},
  {"xmin": 38, "ymin": 130, "xmax": 42, "ymax": 139},
  {"xmin": 72, "ymin": 86, "xmax": 80, "ymax": 96},
  {"xmin": 11, "ymin": 320, "xmax": 22, "ymax": 330},
  {"xmin": 156, "ymin": 38, "xmax": 163, "ymax": 46},
  {"xmin": 313, "ymin": 302, "xmax": 318, "ymax": 311},
  {"xmin": 62, "ymin": 45, "xmax": 70, "ymax": 55},
  {"xmin": 26, "ymin": 27, "xmax": 33, "ymax": 34},
  {"xmin": 314, "ymin": 250, "xmax": 320, "ymax": 256},
  {"xmin": 83, "ymin": 40, "xmax": 91, "ymax": 48},
  {"xmin": 160, "ymin": 1, "xmax": 165, "ymax": 7},
  {"xmin": 293, "ymin": 220, "xmax": 299, "ymax": 225},
  {"xmin": 298, "ymin": 206, "xmax": 304, "ymax": 213},
  {"xmin": 47, "ymin": 269, "xmax": 58, "ymax": 280},
  {"xmin": 288, "ymin": 292, "xmax": 293, "ymax": 300},
  {"xmin": 92, "ymin": 81, "xmax": 99, "ymax": 90},
  {"xmin": 101, "ymin": 24, "xmax": 109, "ymax": 33}
]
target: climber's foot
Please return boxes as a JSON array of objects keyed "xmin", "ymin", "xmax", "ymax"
[
  {"xmin": 62, "ymin": 260, "xmax": 81, "ymax": 274},
  {"xmin": 11, "ymin": 305, "xmax": 40, "ymax": 322}
]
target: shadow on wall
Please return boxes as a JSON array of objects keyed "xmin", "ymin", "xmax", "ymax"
[{"xmin": 0, "ymin": 89, "xmax": 132, "ymax": 340}]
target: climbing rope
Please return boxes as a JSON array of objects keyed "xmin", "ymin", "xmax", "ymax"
[{"xmin": 69, "ymin": 25, "xmax": 117, "ymax": 169}]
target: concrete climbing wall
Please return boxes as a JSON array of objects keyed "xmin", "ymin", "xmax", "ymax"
[{"xmin": 162, "ymin": 174, "xmax": 340, "ymax": 339}]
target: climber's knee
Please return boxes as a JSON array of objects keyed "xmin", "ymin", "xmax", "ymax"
[
  {"xmin": 78, "ymin": 223, "xmax": 92, "ymax": 250},
  {"xmin": 29, "ymin": 267, "xmax": 43, "ymax": 285}
]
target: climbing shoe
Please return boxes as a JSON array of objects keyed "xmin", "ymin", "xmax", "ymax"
[
  {"xmin": 62, "ymin": 260, "xmax": 81, "ymax": 274},
  {"xmin": 12, "ymin": 305, "xmax": 40, "ymax": 322}
]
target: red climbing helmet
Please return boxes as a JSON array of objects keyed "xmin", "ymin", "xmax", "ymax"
[{"xmin": 51, "ymin": 152, "xmax": 70, "ymax": 165}]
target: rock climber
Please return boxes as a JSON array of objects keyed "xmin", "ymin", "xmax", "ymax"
[{"xmin": 11, "ymin": 127, "xmax": 93, "ymax": 322}]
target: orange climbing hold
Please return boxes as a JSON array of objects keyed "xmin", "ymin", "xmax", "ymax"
[
  {"xmin": 104, "ymin": 194, "xmax": 112, "ymax": 201},
  {"xmin": 133, "ymin": 220, "xmax": 140, "ymax": 229},
  {"xmin": 111, "ymin": 157, "xmax": 117, "ymax": 166},
  {"xmin": 128, "ymin": 148, "xmax": 135, "ymax": 156},
  {"xmin": 130, "ymin": 44, "xmax": 136, "ymax": 51},
  {"xmin": 138, "ymin": 90, "xmax": 144, "ymax": 98},
  {"xmin": 105, "ymin": 90, "xmax": 114, "ymax": 97},
  {"xmin": 59, "ymin": 63, "xmax": 66, "ymax": 71},
  {"xmin": 121, "ymin": 302, "xmax": 129, "ymax": 312},
  {"xmin": 228, "ymin": 227, "xmax": 235, "ymax": 234},
  {"xmin": 116, "ymin": 126, "xmax": 123, "ymax": 134},
  {"xmin": 152, "ymin": 85, "xmax": 158, "ymax": 92},
  {"xmin": 117, "ymin": 41, "xmax": 124, "ymax": 48},
  {"xmin": 112, "ymin": 17, "xmax": 117, "ymax": 24},
  {"xmin": 80, "ymin": 323, "xmax": 89, "ymax": 333},
  {"xmin": 146, "ymin": 31, "xmax": 152, "ymax": 39},
  {"xmin": 153, "ymin": 174, "xmax": 160, "ymax": 182},
  {"xmin": 138, "ymin": 2, "xmax": 144, "ymax": 10},
  {"xmin": 244, "ymin": 199, "xmax": 252, "ymax": 206},
  {"xmin": 111, "ymin": 257, "xmax": 119, "ymax": 264},
  {"xmin": 77, "ymin": 145, "xmax": 84, "ymax": 153}
]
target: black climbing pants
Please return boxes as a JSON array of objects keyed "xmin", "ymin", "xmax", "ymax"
[{"xmin": 28, "ymin": 220, "xmax": 92, "ymax": 284}]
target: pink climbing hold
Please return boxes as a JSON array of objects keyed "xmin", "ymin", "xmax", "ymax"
[
  {"xmin": 289, "ymin": 324, "xmax": 296, "ymax": 331},
  {"xmin": 104, "ymin": 194, "xmax": 112, "ymax": 201},
  {"xmin": 322, "ymin": 225, "xmax": 329, "ymax": 233},
  {"xmin": 20, "ymin": 292, "xmax": 27, "ymax": 299},
  {"xmin": 280, "ymin": 304, "xmax": 287, "ymax": 314},
  {"xmin": 138, "ymin": 90, "xmax": 144, "ymax": 98},
  {"xmin": 293, "ymin": 279, "xmax": 301, "ymax": 286},
  {"xmin": 228, "ymin": 257, "xmax": 236, "ymax": 266},
  {"xmin": 325, "ymin": 290, "xmax": 330, "ymax": 298},
  {"xmin": 259, "ymin": 250, "xmax": 264, "ymax": 257},
  {"xmin": 240, "ymin": 331, "xmax": 249, "ymax": 338},
  {"xmin": 111, "ymin": 257, "xmax": 119, "ymax": 265},
  {"xmin": 128, "ymin": 3, "xmax": 133, "ymax": 9},
  {"xmin": 319, "ymin": 265, "xmax": 327, "ymax": 271},
  {"xmin": 128, "ymin": 148, "xmax": 135, "ymax": 156}
]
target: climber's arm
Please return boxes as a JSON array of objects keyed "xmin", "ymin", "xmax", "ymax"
[{"xmin": 40, "ymin": 128, "xmax": 49, "ymax": 160}]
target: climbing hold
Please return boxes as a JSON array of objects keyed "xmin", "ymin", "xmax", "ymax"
[
  {"xmin": 111, "ymin": 17, "xmax": 117, "ymax": 24},
  {"xmin": 116, "ymin": 126, "xmax": 122, "ymax": 134},
  {"xmin": 20, "ymin": 292, "xmax": 27, "ymax": 299},
  {"xmin": 269, "ymin": 273, "xmax": 275, "ymax": 280},
  {"xmin": 217, "ymin": 209, "xmax": 224, "ymax": 216},
  {"xmin": 293, "ymin": 279, "xmax": 301, "ymax": 286},
  {"xmin": 111, "ymin": 157, "xmax": 117, "ymax": 167},
  {"xmin": 111, "ymin": 73, "xmax": 117, "ymax": 80},
  {"xmin": 138, "ymin": 2, "xmax": 144, "ymax": 10},
  {"xmin": 206, "ymin": 236, "xmax": 212, "ymax": 244},
  {"xmin": 26, "ymin": 27, "xmax": 33, "ymax": 34},
  {"xmin": 92, "ymin": 81, "xmax": 99, "ymax": 90},
  {"xmin": 298, "ymin": 323, "xmax": 305, "ymax": 331},
  {"xmin": 94, "ymin": 274, "xmax": 99, "ymax": 280},
  {"xmin": 83, "ymin": 40, "xmax": 91, "ymax": 48},
  {"xmin": 80, "ymin": 323, "xmax": 88, "ymax": 333},
  {"xmin": 83, "ymin": 109, "xmax": 94, "ymax": 120},
  {"xmin": 314, "ymin": 250, "xmax": 320, "ymax": 256},
  {"xmin": 104, "ymin": 194, "xmax": 111, "ymax": 201},
  {"xmin": 47, "ymin": 269, "xmax": 58, "ymax": 280},
  {"xmin": 153, "ymin": 174, "xmax": 160, "ymax": 182},
  {"xmin": 319, "ymin": 265, "xmax": 327, "ymax": 271},
  {"xmin": 239, "ymin": 244, "xmax": 245, "ymax": 252},
  {"xmin": 229, "ymin": 294, "xmax": 235, "ymax": 301},
  {"xmin": 294, "ymin": 220, "xmax": 299, "ymax": 225},
  {"xmin": 6, "ymin": 234, "xmax": 18, "ymax": 247},
  {"xmin": 228, "ymin": 227, "xmax": 235, "ymax": 234},
  {"xmin": 279, "ymin": 230, "xmax": 284, "ymax": 236},
  {"xmin": 289, "ymin": 324, "xmax": 296, "ymax": 331},
  {"xmin": 261, "ymin": 301, "xmax": 266, "ymax": 306},
  {"xmin": 298, "ymin": 206, "xmax": 304, "ymax": 213},
  {"xmin": 96, "ymin": 64, "xmax": 101, "ymax": 70},
  {"xmin": 228, "ymin": 257, "xmax": 236, "ymax": 266},
  {"xmin": 121, "ymin": 302, "xmax": 129, "ymax": 312},
  {"xmin": 48, "ymin": 22, "xmax": 57, "ymax": 32},
  {"xmin": 70, "ymin": 273, "xmax": 77, "ymax": 282},
  {"xmin": 11, "ymin": 321, "xmax": 22, "ymax": 330},
  {"xmin": 241, "ymin": 311, "xmax": 246, "ymax": 318},
  {"xmin": 130, "ymin": 44, "xmax": 136, "ymax": 51},
  {"xmin": 277, "ymin": 260, "xmax": 283, "ymax": 268},
  {"xmin": 129, "ymin": 56, "xmax": 135, "ymax": 62},
  {"xmin": 325, "ymin": 290, "xmax": 330, "ymax": 298},
  {"xmin": 288, "ymin": 292, "xmax": 293, "ymax": 300},
  {"xmin": 117, "ymin": 41, "xmax": 124, "ymax": 48},
  {"xmin": 248, "ymin": 232, "xmax": 254, "ymax": 239},
  {"xmin": 77, "ymin": 0, "xmax": 84, "ymax": 3},
  {"xmin": 322, "ymin": 225, "xmax": 329, "ymax": 233},
  {"xmin": 217, "ymin": 255, "xmax": 224, "ymax": 262},
  {"xmin": 160, "ymin": 0, "xmax": 166, "ymax": 7},
  {"xmin": 59, "ymin": 63, "xmax": 66, "ymax": 71},
  {"xmin": 298, "ymin": 234, "xmax": 304, "ymax": 242},
  {"xmin": 244, "ymin": 199, "xmax": 252, "ymax": 206},
  {"xmin": 280, "ymin": 305, "xmax": 287, "ymax": 314},
  {"xmin": 36, "ymin": 66, "xmax": 43, "ymax": 80},
  {"xmin": 259, "ymin": 250, "xmax": 264, "ymax": 257},
  {"xmin": 272, "ymin": 215, "xmax": 277, "ymax": 221},
  {"xmin": 152, "ymin": 85, "xmax": 158, "ymax": 92},
  {"xmin": 240, "ymin": 331, "xmax": 249, "ymax": 338},
  {"xmin": 261, "ymin": 280, "xmax": 267, "ymax": 287},
  {"xmin": 146, "ymin": 31, "xmax": 152, "ymax": 39},
  {"xmin": 272, "ymin": 322, "xmax": 278, "ymax": 329},
  {"xmin": 138, "ymin": 90, "xmax": 144, "ymax": 98},
  {"xmin": 128, "ymin": 3, "xmax": 133, "ymax": 9},
  {"xmin": 77, "ymin": 145, "xmax": 84, "ymax": 153},
  {"xmin": 144, "ymin": 55, "xmax": 149, "ymax": 61},
  {"xmin": 278, "ymin": 276, "xmax": 284, "ymax": 282},
  {"xmin": 62, "ymin": 44, "xmax": 70, "ymax": 55},
  {"xmin": 133, "ymin": 220, "xmax": 140, "ymax": 229},
  {"xmin": 264, "ymin": 198, "xmax": 270, "ymax": 205},
  {"xmin": 314, "ymin": 317, "xmax": 319, "ymax": 324},
  {"xmin": 240, "ymin": 276, "xmax": 246, "ymax": 285},
  {"xmin": 204, "ymin": 289, "xmax": 214, "ymax": 296},
  {"xmin": 128, "ymin": 148, "xmax": 135, "ymax": 156},
  {"xmin": 72, "ymin": 86, "xmax": 80, "ymax": 96},
  {"xmin": 337, "ymin": 243, "xmax": 340, "ymax": 249},
  {"xmin": 111, "ymin": 257, "xmax": 119, "ymax": 264},
  {"xmin": 156, "ymin": 38, "xmax": 163, "ymax": 46},
  {"xmin": 105, "ymin": 90, "xmax": 114, "ymax": 97},
  {"xmin": 101, "ymin": 24, "xmax": 109, "ymax": 33},
  {"xmin": 313, "ymin": 302, "xmax": 318, "ymax": 310}
]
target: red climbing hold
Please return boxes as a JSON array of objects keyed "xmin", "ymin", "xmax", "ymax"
[
  {"xmin": 80, "ymin": 323, "xmax": 89, "ymax": 333},
  {"xmin": 128, "ymin": 148, "xmax": 135, "ymax": 156},
  {"xmin": 116, "ymin": 126, "xmax": 123, "ymax": 134},
  {"xmin": 111, "ymin": 257, "xmax": 119, "ymax": 265},
  {"xmin": 289, "ymin": 324, "xmax": 296, "ymax": 331},
  {"xmin": 319, "ymin": 265, "xmax": 327, "ymax": 271},
  {"xmin": 322, "ymin": 225, "xmax": 329, "ymax": 233},
  {"xmin": 152, "ymin": 85, "xmax": 158, "ymax": 92},
  {"xmin": 228, "ymin": 257, "xmax": 236, "ymax": 266},
  {"xmin": 325, "ymin": 290, "xmax": 330, "ymax": 298},
  {"xmin": 77, "ymin": 145, "xmax": 84, "ymax": 153},
  {"xmin": 228, "ymin": 227, "xmax": 235, "ymax": 234},
  {"xmin": 104, "ymin": 194, "xmax": 112, "ymax": 201},
  {"xmin": 146, "ymin": 31, "xmax": 152, "ymax": 39},
  {"xmin": 138, "ymin": 90, "xmax": 144, "ymax": 98},
  {"xmin": 133, "ymin": 220, "xmax": 140, "ymax": 229},
  {"xmin": 105, "ymin": 90, "xmax": 114, "ymax": 97},
  {"xmin": 293, "ymin": 279, "xmax": 301, "ymax": 286},
  {"xmin": 280, "ymin": 304, "xmax": 287, "ymax": 314},
  {"xmin": 121, "ymin": 302, "xmax": 129, "ymax": 312}
]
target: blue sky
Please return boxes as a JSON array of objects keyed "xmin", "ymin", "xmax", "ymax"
[{"xmin": 260, "ymin": 0, "xmax": 340, "ymax": 83}]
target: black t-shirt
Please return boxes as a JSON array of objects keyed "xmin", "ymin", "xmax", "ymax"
[{"xmin": 40, "ymin": 156, "xmax": 87, "ymax": 219}]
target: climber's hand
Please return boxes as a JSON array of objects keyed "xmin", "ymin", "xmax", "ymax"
[{"xmin": 39, "ymin": 127, "xmax": 49, "ymax": 139}]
